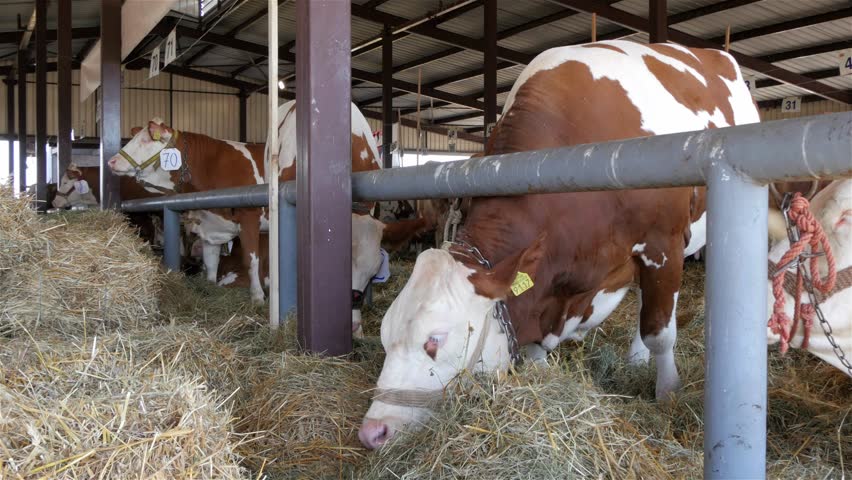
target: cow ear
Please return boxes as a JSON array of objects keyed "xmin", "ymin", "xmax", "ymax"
[
  {"xmin": 148, "ymin": 121, "xmax": 173, "ymax": 142},
  {"xmin": 130, "ymin": 126, "xmax": 143, "ymax": 136},
  {"xmin": 470, "ymin": 232, "xmax": 547, "ymax": 300},
  {"xmin": 381, "ymin": 217, "xmax": 431, "ymax": 252}
]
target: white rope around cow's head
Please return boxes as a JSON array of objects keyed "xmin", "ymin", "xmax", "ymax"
[{"xmin": 370, "ymin": 307, "xmax": 493, "ymax": 409}]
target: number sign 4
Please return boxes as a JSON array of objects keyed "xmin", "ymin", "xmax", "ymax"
[
  {"xmin": 839, "ymin": 49, "xmax": 852, "ymax": 77},
  {"xmin": 160, "ymin": 148, "xmax": 182, "ymax": 171}
]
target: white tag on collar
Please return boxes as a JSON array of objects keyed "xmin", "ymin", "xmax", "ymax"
[
  {"xmin": 371, "ymin": 248, "xmax": 390, "ymax": 284},
  {"xmin": 160, "ymin": 148, "xmax": 182, "ymax": 171}
]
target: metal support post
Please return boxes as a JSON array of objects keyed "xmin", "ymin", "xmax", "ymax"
[
  {"xmin": 17, "ymin": 49, "xmax": 27, "ymax": 194},
  {"xmin": 163, "ymin": 208, "xmax": 182, "ymax": 272},
  {"xmin": 4, "ymin": 76, "xmax": 14, "ymax": 180},
  {"xmin": 703, "ymin": 162, "xmax": 768, "ymax": 479},
  {"xmin": 279, "ymin": 195, "xmax": 297, "ymax": 320},
  {"xmin": 57, "ymin": 0, "xmax": 72, "ymax": 178},
  {"xmin": 649, "ymin": 0, "xmax": 668, "ymax": 43},
  {"xmin": 483, "ymin": 0, "xmax": 497, "ymax": 137},
  {"xmin": 239, "ymin": 90, "xmax": 248, "ymax": 143},
  {"xmin": 35, "ymin": 0, "xmax": 47, "ymax": 210},
  {"xmin": 296, "ymin": 0, "xmax": 353, "ymax": 355},
  {"xmin": 382, "ymin": 25, "xmax": 393, "ymax": 169},
  {"xmin": 99, "ymin": 0, "xmax": 122, "ymax": 209}
]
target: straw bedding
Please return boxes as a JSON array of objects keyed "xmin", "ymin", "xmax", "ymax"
[{"xmin": 1, "ymin": 186, "xmax": 848, "ymax": 479}]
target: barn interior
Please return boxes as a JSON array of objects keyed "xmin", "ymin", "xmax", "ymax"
[{"xmin": 0, "ymin": 0, "xmax": 850, "ymax": 478}]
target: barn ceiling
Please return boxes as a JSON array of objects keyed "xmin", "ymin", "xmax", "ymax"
[{"xmin": 0, "ymin": 0, "xmax": 849, "ymax": 138}]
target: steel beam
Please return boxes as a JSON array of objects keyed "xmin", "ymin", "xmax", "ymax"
[
  {"xmin": 483, "ymin": 0, "xmax": 497, "ymax": 135},
  {"xmin": 163, "ymin": 208, "xmax": 182, "ymax": 271},
  {"xmin": 704, "ymin": 162, "xmax": 768, "ymax": 479},
  {"xmin": 239, "ymin": 90, "xmax": 247, "ymax": 142},
  {"xmin": 4, "ymin": 76, "xmax": 13, "ymax": 180},
  {"xmin": 16, "ymin": 49, "xmax": 27, "ymax": 194},
  {"xmin": 382, "ymin": 25, "xmax": 394, "ymax": 168},
  {"xmin": 708, "ymin": 6, "xmax": 852, "ymax": 45},
  {"xmin": 35, "ymin": 0, "xmax": 47, "ymax": 211},
  {"xmin": 57, "ymin": 0, "xmax": 72, "ymax": 178},
  {"xmin": 0, "ymin": 26, "xmax": 100, "ymax": 45},
  {"xmin": 100, "ymin": 0, "xmax": 121, "ymax": 209},
  {"xmin": 649, "ymin": 0, "xmax": 667, "ymax": 43},
  {"xmin": 296, "ymin": 0, "xmax": 353, "ymax": 355}
]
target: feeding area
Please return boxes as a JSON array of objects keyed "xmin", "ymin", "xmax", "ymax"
[{"xmin": 0, "ymin": 187, "xmax": 848, "ymax": 479}]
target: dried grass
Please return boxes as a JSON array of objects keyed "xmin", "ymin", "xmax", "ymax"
[
  {"xmin": 0, "ymin": 189, "xmax": 163, "ymax": 336},
  {"xmin": 0, "ymin": 330, "xmax": 249, "ymax": 479}
]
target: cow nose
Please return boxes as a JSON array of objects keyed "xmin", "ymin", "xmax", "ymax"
[
  {"xmin": 107, "ymin": 156, "xmax": 117, "ymax": 168},
  {"xmin": 358, "ymin": 419, "xmax": 393, "ymax": 449}
]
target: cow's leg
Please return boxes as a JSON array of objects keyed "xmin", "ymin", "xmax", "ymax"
[
  {"xmin": 202, "ymin": 241, "xmax": 221, "ymax": 283},
  {"xmin": 524, "ymin": 343, "xmax": 549, "ymax": 365},
  {"xmin": 635, "ymin": 241, "xmax": 683, "ymax": 401},
  {"xmin": 235, "ymin": 210, "xmax": 264, "ymax": 303},
  {"xmin": 627, "ymin": 295, "xmax": 651, "ymax": 365}
]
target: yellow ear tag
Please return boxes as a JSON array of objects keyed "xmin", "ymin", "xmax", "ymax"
[
  {"xmin": 510, "ymin": 271, "xmax": 534, "ymax": 296},
  {"xmin": 152, "ymin": 131, "xmax": 161, "ymax": 141}
]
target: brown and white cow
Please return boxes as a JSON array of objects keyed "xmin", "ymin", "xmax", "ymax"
[
  {"xmin": 767, "ymin": 179, "xmax": 852, "ymax": 376},
  {"xmin": 359, "ymin": 40, "xmax": 761, "ymax": 449}
]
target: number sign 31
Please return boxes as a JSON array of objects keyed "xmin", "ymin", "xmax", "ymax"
[
  {"xmin": 781, "ymin": 96, "xmax": 801, "ymax": 114},
  {"xmin": 160, "ymin": 148, "xmax": 182, "ymax": 171}
]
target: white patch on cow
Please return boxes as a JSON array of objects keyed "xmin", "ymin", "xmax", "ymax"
[
  {"xmin": 139, "ymin": 169, "xmax": 176, "ymax": 193},
  {"xmin": 627, "ymin": 294, "xmax": 651, "ymax": 365},
  {"xmin": 264, "ymin": 276, "xmax": 270, "ymax": 288},
  {"xmin": 270, "ymin": 100, "xmax": 380, "ymax": 175},
  {"xmin": 558, "ymin": 316, "xmax": 583, "ymax": 341},
  {"xmin": 218, "ymin": 272, "xmax": 238, "ymax": 286},
  {"xmin": 524, "ymin": 343, "xmax": 549, "ymax": 365},
  {"xmin": 767, "ymin": 180, "xmax": 852, "ymax": 376},
  {"xmin": 259, "ymin": 211, "xmax": 269, "ymax": 232},
  {"xmin": 632, "ymin": 243, "xmax": 646, "ymax": 254},
  {"xmin": 632, "ymin": 243, "xmax": 667, "ymax": 269},
  {"xmin": 360, "ymin": 148, "xmax": 369, "ymax": 161},
  {"xmin": 353, "ymin": 215, "xmax": 386, "ymax": 337},
  {"xmin": 184, "ymin": 210, "xmax": 240, "ymax": 245},
  {"xmin": 226, "ymin": 140, "xmax": 264, "ymax": 184},
  {"xmin": 716, "ymin": 51, "xmax": 762, "ymax": 126},
  {"xmin": 540, "ymin": 334, "xmax": 560, "ymax": 351},
  {"xmin": 352, "ymin": 309, "xmax": 364, "ymax": 339},
  {"xmin": 53, "ymin": 173, "xmax": 98, "ymax": 209},
  {"xmin": 502, "ymin": 40, "xmax": 757, "ymax": 138},
  {"xmin": 684, "ymin": 212, "xmax": 707, "ymax": 256},
  {"xmin": 202, "ymin": 242, "xmax": 222, "ymax": 283},
  {"xmin": 570, "ymin": 288, "xmax": 630, "ymax": 341},
  {"xmin": 642, "ymin": 292, "xmax": 681, "ymax": 400},
  {"xmin": 249, "ymin": 252, "xmax": 264, "ymax": 302},
  {"xmin": 363, "ymin": 250, "xmax": 511, "ymax": 439}
]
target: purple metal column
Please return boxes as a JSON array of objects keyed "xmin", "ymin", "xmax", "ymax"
[
  {"xmin": 483, "ymin": 0, "xmax": 497, "ymax": 138},
  {"xmin": 99, "ymin": 0, "xmax": 121, "ymax": 209},
  {"xmin": 295, "ymin": 0, "xmax": 353, "ymax": 354},
  {"xmin": 649, "ymin": 0, "xmax": 668, "ymax": 43},
  {"xmin": 35, "ymin": 0, "xmax": 47, "ymax": 210},
  {"xmin": 382, "ymin": 25, "xmax": 393, "ymax": 168},
  {"xmin": 57, "ymin": 0, "xmax": 73, "ymax": 177},
  {"xmin": 4, "ymin": 76, "xmax": 13, "ymax": 180},
  {"xmin": 16, "ymin": 49, "xmax": 27, "ymax": 194}
]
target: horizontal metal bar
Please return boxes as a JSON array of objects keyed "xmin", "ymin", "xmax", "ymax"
[
  {"xmin": 351, "ymin": 113, "xmax": 852, "ymax": 202},
  {"xmin": 121, "ymin": 113, "xmax": 851, "ymax": 213}
]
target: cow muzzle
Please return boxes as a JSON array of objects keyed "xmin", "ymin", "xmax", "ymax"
[{"xmin": 358, "ymin": 419, "xmax": 394, "ymax": 449}]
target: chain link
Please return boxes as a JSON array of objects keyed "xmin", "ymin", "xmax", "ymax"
[{"xmin": 781, "ymin": 193, "xmax": 852, "ymax": 376}]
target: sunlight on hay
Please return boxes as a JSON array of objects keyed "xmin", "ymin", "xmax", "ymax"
[{"xmin": 0, "ymin": 189, "xmax": 163, "ymax": 336}]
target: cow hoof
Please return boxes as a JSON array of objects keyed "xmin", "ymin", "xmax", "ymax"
[
  {"xmin": 655, "ymin": 377, "xmax": 682, "ymax": 403},
  {"xmin": 353, "ymin": 325, "xmax": 364, "ymax": 339}
]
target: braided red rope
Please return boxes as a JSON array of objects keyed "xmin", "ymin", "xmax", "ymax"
[{"xmin": 768, "ymin": 193, "xmax": 837, "ymax": 354}]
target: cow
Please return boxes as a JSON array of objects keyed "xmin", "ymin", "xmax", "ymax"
[
  {"xmin": 358, "ymin": 40, "xmax": 761, "ymax": 449},
  {"xmin": 767, "ymin": 179, "xmax": 852, "ymax": 376},
  {"xmin": 51, "ymin": 163, "xmax": 98, "ymax": 209}
]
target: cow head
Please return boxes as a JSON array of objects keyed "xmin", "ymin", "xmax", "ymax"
[
  {"xmin": 52, "ymin": 163, "xmax": 97, "ymax": 209},
  {"xmin": 107, "ymin": 119, "xmax": 175, "ymax": 176},
  {"xmin": 358, "ymin": 233, "xmax": 546, "ymax": 449}
]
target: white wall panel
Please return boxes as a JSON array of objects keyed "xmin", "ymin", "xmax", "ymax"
[{"xmin": 759, "ymin": 99, "xmax": 852, "ymax": 121}]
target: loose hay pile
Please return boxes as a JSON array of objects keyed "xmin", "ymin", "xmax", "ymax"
[{"xmin": 0, "ymin": 188, "xmax": 163, "ymax": 335}]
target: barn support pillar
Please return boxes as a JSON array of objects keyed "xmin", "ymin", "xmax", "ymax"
[
  {"xmin": 238, "ymin": 89, "xmax": 248, "ymax": 143},
  {"xmin": 99, "ymin": 0, "xmax": 122, "ymax": 209},
  {"xmin": 704, "ymin": 163, "xmax": 767, "ymax": 479},
  {"xmin": 278, "ymin": 197, "xmax": 297, "ymax": 318},
  {"xmin": 649, "ymin": 0, "xmax": 668, "ymax": 43},
  {"xmin": 483, "ymin": 0, "xmax": 497, "ymax": 138},
  {"xmin": 4, "ymin": 76, "xmax": 14, "ymax": 181},
  {"xmin": 382, "ymin": 25, "xmax": 393, "ymax": 169},
  {"xmin": 17, "ymin": 49, "xmax": 28, "ymax": 194},
  {"xmin": 57, "ymin": 0, "xmax": 73, "ymax": 179},
  {"xmin": 35, "ymin": 0, "xmax": 48, "ymax": 210},
  {"xmin": 163, "ymin": 208, "xmax": 182, "ymax": 272},
  {"xmin": 295, "ymin": 0, "xmax": 353, "ymax": 354}
]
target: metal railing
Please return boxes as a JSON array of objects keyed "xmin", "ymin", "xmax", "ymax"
[{"xmin": 122, "ymin": 112, "xmax": 852, "ymax": 479}]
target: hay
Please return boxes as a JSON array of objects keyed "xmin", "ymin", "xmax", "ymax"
[
  {"xmin": 0, "ymin": 331, "xmax": 249, "ymax": 479},
  {"xmin": 0, "ymin": 190, "xmax": 163, "ymax": 336}
]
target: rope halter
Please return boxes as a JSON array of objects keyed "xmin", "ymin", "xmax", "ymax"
[{"xmin": 118, "ymin": 129, "xmax": 180, "ymax": 172}]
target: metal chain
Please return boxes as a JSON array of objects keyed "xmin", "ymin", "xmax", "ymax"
[{"xmin": 781, "ymin": 193, "xmax": 852, "ymax": 376}]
